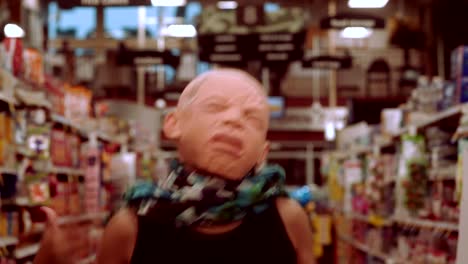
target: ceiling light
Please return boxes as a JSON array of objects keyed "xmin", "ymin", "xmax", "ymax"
[
  {"xmin": 4, "ymin": 24, "xmax": 25, "ymax": 38},
  {"xmin": 340, "ymin": 27, "xmax": 372, "ymax": 39},
  {"xmin": 151, "ymin": 0, "xmax": 186, "ymax": 6},
  {"xmin": 217, "ymin": 1, "xmax": 238, "ymax": 9},
  {"xmin": 348, "ymin": 0, "xmax": 389, "ymax": 8},
  {"xmin": 166, "ymin": 24, "xmax": 197, "ymax": 38}
]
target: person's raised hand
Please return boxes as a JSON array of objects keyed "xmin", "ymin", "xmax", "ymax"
[{"xmin": 33, "ymin": 207, "xmax": 85, "ymax": 264}]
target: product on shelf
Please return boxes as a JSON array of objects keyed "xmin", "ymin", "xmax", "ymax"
[
  {"xmin": 44, "ymin": 75, "xmax": 65, "ymax": 116},
  {"xmin": 50, "ymin": 128, "xmax": 68, "ymax": 167},
  {"xmin": 2, "ymin": 38, "xmax": 24, "ymax": 77},
  {"xmin": 23, "ymin": 48, "xmax": 44, "ymax": 86},
  {"xmin": 64, "ymin": 85, "xmax": 92, "ymax": 122}
]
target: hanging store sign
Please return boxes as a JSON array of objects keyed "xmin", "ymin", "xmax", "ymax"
[
  {"xmin": 57, "ymin": 0, "xmax": 151, "ymax": 8},
  {"xmin": 117, "ymin": 49, "xmax": 180, "ymax": 68},
  {"xmin": 320, "ymin": 14, "xmax": 385, "ymax": 29},
  {"xmin": 198, "ymin": 34, "xmax": 249, "ymax": 67},
  {"xmin": 302, "ymin": 55, "xmax": 353, "ymax": 70},
  {"xmin": 256, "ymin": 31, "xmax": 306, "ymax": 65},
  {"xmin": 197, "ymin": 31, "xmax": 306, "ymax": 66}
]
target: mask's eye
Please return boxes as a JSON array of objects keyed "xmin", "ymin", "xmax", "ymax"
[
  {"xmin": 205, "ymin": 102, "xmax": 226, "ymax": 112},
  {"xmin": 245, "ymin": 112, "xmax": 265, "ymax": 129}
]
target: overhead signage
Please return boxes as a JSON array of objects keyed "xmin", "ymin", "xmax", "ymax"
[
  {"xmin": 117, "ymin": 49, "xmax": 180, "ymax": 68},
  {"xmin": 302, "ymin": 55, "xmax": 353, "ymax": 70},
  {"xmin": 57, "ymin": 0, "xmax": 151, "ymax": 8},
  {"xmin": 320, "ymin": 13, "xmax": 385, "ymax": 29},
  {"xmin": 197, "ymin": 6, "xmax": 306, "ymax": 67},
  {"xmin": 197, "ymin": 31, "xmax": 306, "ymax": 66}
]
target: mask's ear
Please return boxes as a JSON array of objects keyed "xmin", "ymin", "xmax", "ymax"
[
  {"xmin": 163, "ymin": 111, "xmax": 182, "ymax": 140},
  {"xmin": 256, "ymin": 141, "xmax": 270, "ymax": 169}
]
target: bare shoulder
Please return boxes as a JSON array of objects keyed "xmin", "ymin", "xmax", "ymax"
[
  {"xmin": 97, "ymin": 208, "xmax": 138, "ymax": 264},
  {"xmin": 276, "ymin": 197, "xmax": 316, "ymax": 264}
]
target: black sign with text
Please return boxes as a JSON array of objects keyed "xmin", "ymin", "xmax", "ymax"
[
  {"xmin": 57, "ymin": 0, "xmax": 151, "ymax": 8},
  {"xmin": 320, "ymin": 13, "xmax": 385, "ymax": 29},
  {"xmin": 117, "ymin": 49, "xmax": 180, "ymax": 68},
  {"xmin": 197, "ymin": 31, "xmax": 306, "ymax": 67},
  {"xmin": 302, "ymin": 55, "xmax": 353, "ymax": 70}
]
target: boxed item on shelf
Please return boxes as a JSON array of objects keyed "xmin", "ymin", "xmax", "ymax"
[
  {"xmin": 50, "ymin": 128, "xmax": 69, "ymax": 167},
  {"xmin": 44, "ymin": 75, "xmax": 65, "ymax": 116},
  {"xmin": 2, "ymin": 38, "xmax": 24, "ymax": 77},
  {"xmin": 23, "ymin": 48, "xmax": 44, "ymax": 86},
  {"xmin": 451, "ymin": 46, "xmax": 468, "ymax": 103},
  {"xmin": 0, "ymin": 211, "xmax": 19, "ymax": 237},
  {"xmin": 64, "ymin": 85, "xmax": 92, "ymax": 122}
]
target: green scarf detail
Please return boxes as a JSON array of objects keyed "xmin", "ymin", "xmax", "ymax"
[{"xmin": 124, "ymin": 160, "xmax": 288, "ymax": 226}]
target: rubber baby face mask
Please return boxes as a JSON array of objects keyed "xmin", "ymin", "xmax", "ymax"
[{"xmin": 163, "ymin": 69, "xmax": 270, "ymax": 181}]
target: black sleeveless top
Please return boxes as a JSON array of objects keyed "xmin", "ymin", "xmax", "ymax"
[{"xmin": 130, "ymin": 200, "xmax": 297, "ymax": 264}]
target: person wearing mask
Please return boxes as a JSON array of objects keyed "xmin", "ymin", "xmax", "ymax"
[{"xmin": 34, "ymin": 68, "xmax": 316, "ymax": 264}]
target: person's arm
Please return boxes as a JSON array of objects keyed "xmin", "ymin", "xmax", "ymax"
[
  {"xmin": 96, "ymin": 208, "xmax": 138, "ymax": 264},
  {"xmin": 276, "ymin": 198, "xmax": 316, "ymax": 264}
]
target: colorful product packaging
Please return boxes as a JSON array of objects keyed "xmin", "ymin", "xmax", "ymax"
[
  {"xmin": 2, "ymin": 38, "xmax": 23, "ymax": 77},
  {"xmin": 64, "ymin": 85, "xmax": 92, "ymax": 121},
  {"xmin": 44, "ymin": 75, "xmax": 65, "ymax": 116},
  {"xmin": 23, "ymin": 48, "xmax": 44, "ymax": 86},
  {"xmin": 50, "ymin": 128, "xmax": 68, "ymax": 167}
]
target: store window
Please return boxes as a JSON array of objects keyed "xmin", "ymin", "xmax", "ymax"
[{"xmin": 48, "ymin": 2, "xmax": 96, "ymax": 40}]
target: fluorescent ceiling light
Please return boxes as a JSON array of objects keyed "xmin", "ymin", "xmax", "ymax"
[
  {"xmin": 4, "ymin": 24, "xmax": 25, "ymax": 38},
  {"xmin": 348, "ymin": 0, "xmax": 389, "ymax": 8},
  {"xmin": 217, "ymin": 1, "xmax": 238, "ymax": 9},
  {"xmin": 340, "ymin": 27, "xmax": 372, "ymax": 39},
  {"xmin": 166, "ymin": 24, "xmax": 197, "ymax": 38},
  {"xmin": 151, "ymin": 0, "xmax": 186, "ymax": 6}
]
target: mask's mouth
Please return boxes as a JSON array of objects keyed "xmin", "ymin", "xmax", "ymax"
[{"xmin": 210, "ymin": 133, "xmax": 244, "ymax": 157}]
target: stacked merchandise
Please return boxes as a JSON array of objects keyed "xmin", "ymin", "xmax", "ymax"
[
  {"xmin": 328, "ymin": 79, "xmax": 467, "ymax": 263},
  {"xmin": 0, "ymin": 35, "xmax": 152, "ymax": 263}
]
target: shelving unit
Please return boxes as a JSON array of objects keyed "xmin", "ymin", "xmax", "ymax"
[
  {"xmin": 329, "ymin": 102, "xmax": 468, "ymax": 263},
  {"xmin": 0, "ymin": 237, "xmax": 19, "ymax": 247},
  {"xmin": 14, "ymin": 243, "xmax": 40, "ymax": 260},
  {"xmin": 339, "ymin": 235, "xmax": 396, "ymax": 263},
  {"xmin": 0, "ymin": 67, "xmax": 126, "ymax": 262},
  {"xmin": 392, "ymin": 216, "xmax": 459, "ymax": 232}
]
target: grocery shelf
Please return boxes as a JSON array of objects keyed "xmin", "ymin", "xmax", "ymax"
[
  {"xmin": 392, "ymin": 216, "xmax": 459, "ymax": 231},
  {"xmin": 0, "ymin": 236, "xmax": 18, "ymax": 247},
  {"xmin": 350, "ymin": 213, "xmax": 393, "ymax": 226},
  {"xmin": 14, "ymin": 243, "xmax": 40, "ymax": 259},
  {"xmin": 0, "ymin": 92, "xmax": 16, "ymax": 105},
  {"xmin": 339, "ymin": 235, "xmax": 395, "ymax": 263},
  {"xmin": 428, "ymin": 165, "xmax": 457, "ymax": 181},
  {"xmin": 0, "ymin": 166, "xmax": 17, "ymax": 174},
  {"xmin": 396, "ymin": 104, "xmax": 464, "ymax": 136},
  {"xmin": 48, "ymin": 166, "xmax": 84, "ymax": 175}
]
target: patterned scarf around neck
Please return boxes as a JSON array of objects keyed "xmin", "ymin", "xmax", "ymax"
[{"xmin": 124, "ymin": 160, "xmax": 288, "ymax": 227}]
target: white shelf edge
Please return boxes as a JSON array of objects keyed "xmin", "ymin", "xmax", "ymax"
[
  {"xmin": 0, "ymin": 236, "xmax": 18, "ymax": 247},
  {"xmin": 339, "ymin": 235, "xmax": 394, "ymax": 262},
  {"xmin": 14, "ymin": 243, "xmax": 40, "ymax": 259},
  {"xmin": 0, "ymin": 167, "xmax": 17, "ymax": 174},
  {"xmin": 397, "ymin": 104, "xmax": 464, "ymax": 137},
  {"xmin": 79, "ymin": 253, "xmax": 97, "ymax": 264},
  {"xmin": 49, "ymin": 166, "xmax": 84, "ymax": 175},
  {"xmin": 428, "ymin": 165, "xmax": 457, "ymax": 181},
  {"xmin": 349, "ymin": 213, "xmax": 393, "ymax": 226},
  {"xmin": 392, "ymin": 216, "xmax": 459, "ymax": 231}
]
